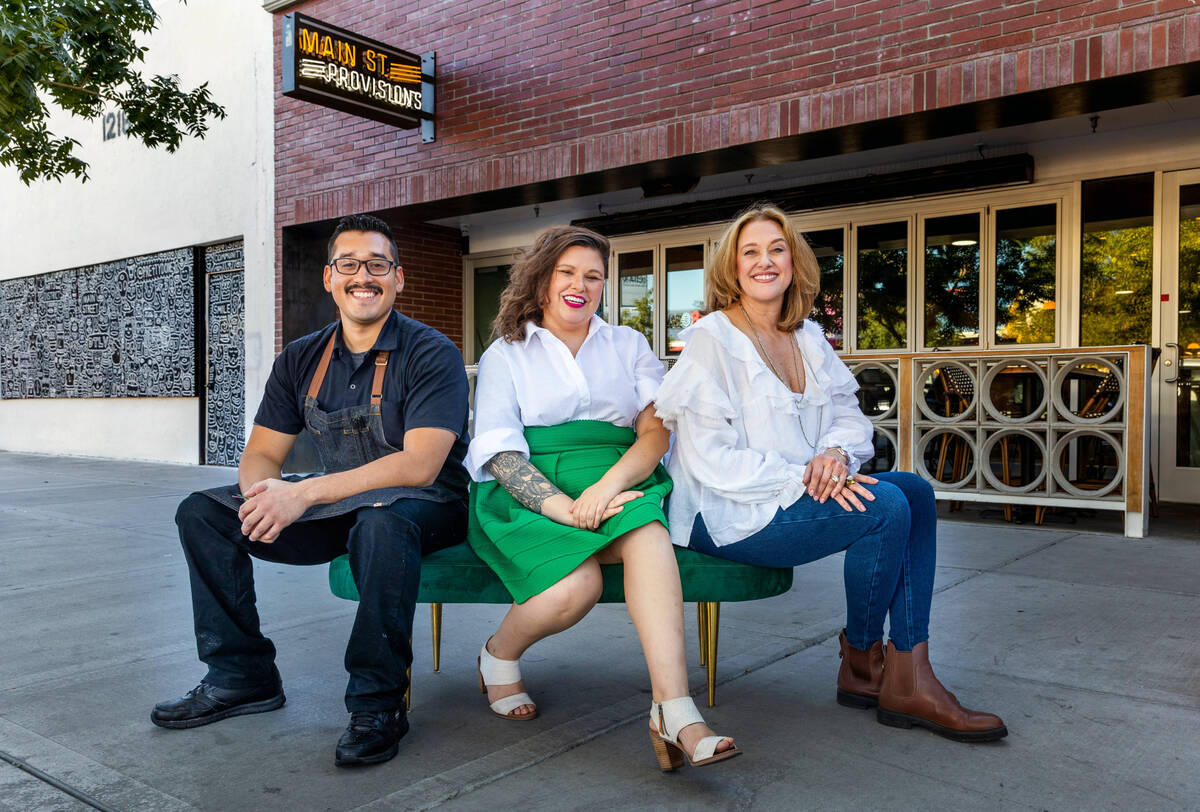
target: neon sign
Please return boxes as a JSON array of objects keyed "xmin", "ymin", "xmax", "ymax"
[{"xmin": 281, "ymin": 13, "xmax": 434, "ymax": 137}]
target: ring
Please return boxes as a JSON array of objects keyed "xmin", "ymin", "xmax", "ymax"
[
  {"xmin": 845, "ymin": 476, "xmax": 856, "ymax": 486},
  {"xmin": 830, "ymin": 474, "xmax": 840, "ymax": 483}
]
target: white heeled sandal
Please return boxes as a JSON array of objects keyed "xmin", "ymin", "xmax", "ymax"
[
  {"xmin": 477, "ymin": 643, "xmax": 538, "ymax": 721},
  {"xmin": 648, "ymin": 696, "xmax": 741, "ymax": 770}
]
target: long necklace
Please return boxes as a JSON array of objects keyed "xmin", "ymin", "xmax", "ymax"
[{"xmin": 738, "ymin": 301, "xmax": 821, "ymax": 450}]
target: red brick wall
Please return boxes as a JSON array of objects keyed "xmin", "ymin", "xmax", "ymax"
[
  {"xmin": 391, "ymin": 222, "xmax": 463, "ymax": 349},
  {"xmin": 273, "ymin": 0, "xmax": 1200, "ymax": 350},
  {"xmin": 275, "ymin": 0, "xmax": 1199, "ymax": 221}
]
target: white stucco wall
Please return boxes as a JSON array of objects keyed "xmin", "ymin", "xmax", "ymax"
[
  {"xmin": 0, "ymin": 399, "xmax": 200, "ymax": 462},
  {"xmin": 0, "ymin": 2, "xmax": 275, "ymax": 463}
]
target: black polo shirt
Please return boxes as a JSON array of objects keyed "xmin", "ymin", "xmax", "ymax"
[{"xmin": 254, "ymin": 310, "xmax": 470, "ymax": 504}]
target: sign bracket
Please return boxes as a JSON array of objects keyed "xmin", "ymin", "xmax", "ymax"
[{"xmin": 421, "ymin": 52, "xmax": 435, "ymax": 143}]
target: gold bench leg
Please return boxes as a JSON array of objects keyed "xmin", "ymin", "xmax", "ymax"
[
  {"xmin": 696, "ymin": 602, "xmax": 708, "ymax": 666},
  {"xmin": 431, "ymin": 603, "xmax": 442, "ymax": 672},
  {"xmin": 705, "ymin": 602, "xmax": 720, "ymax": 708}
]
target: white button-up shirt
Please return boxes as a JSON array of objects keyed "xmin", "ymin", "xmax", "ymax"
[
  {"xmin": 654, "ymin": 312, "xmax": 875, "ymax": 547},
  {"xmin": 465, "ymin": 316, "xmax": 665, "ymax": 482}
]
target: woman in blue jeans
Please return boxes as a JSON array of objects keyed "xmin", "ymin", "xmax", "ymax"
[{"xmin": 655, "ymin": 204, "xmax": 1005, "ymax": 742}]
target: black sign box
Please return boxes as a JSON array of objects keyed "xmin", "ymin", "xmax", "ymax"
[{"xmin": 281, "ymin": 13, "xmax": 433, "ymax": 130}]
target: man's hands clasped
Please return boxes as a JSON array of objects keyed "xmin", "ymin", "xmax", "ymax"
[
  {"xmin": 802, "ymin": 451, "xmax": 879, "ymax": 513},
  {"xmin": 237, "ymin": 478, "xmax": 311, "ymax": 543}
]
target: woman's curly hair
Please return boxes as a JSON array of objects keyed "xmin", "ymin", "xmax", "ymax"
[{"xmin": 493, "ymin": 225, "xmax": 610, "ymax": 342}]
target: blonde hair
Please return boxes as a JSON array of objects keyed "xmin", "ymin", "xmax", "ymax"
[
  {"xmin": 492, "ymin": 225, "xmax": 610, "ymax": 342},
  {"xmin": 706, "ymin": 204, "xmax": 819, "ymax": 332}
]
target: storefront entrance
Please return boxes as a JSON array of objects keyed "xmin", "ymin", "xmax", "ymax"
[{"xmin": 1158, "ymin": 170, "xmax": 1200, "ymax": 503}]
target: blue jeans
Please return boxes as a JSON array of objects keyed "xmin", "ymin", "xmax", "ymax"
[
  {"xmin": 175, "ymin": 493, "xmax": 464, "ymax": 711},
  {"xmin": 687, "ymin": 471, "xmax": 935, "ymax": 651}
]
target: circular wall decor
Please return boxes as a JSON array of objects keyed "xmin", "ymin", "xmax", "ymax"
[
  {"xmin": 1049, "ymin": 429, "xmax": 1124, "ymax": 497},
  {"xmin": 852, "ymin": 362, "xmax": 899, "ymax": 421},
  {"xmin": 860, "ymin": 427, "xmax": 899, "ymax": 475},
  {"xmin": 915, "ymin": 426, "xmax": 977, "ymax": 489},
  {"xmin": 1051, "ymin": 357, "xmax": 1125, "ymax": 424},
  {"xmin": 980, "ymin": 428, "xmax": 1047, "ymax": 493},
  {"xmin": 916, "ymin": 360, "xmax": 977, "ymax": 423},
  {"xmin": 981, "ymin": 359, "xmax": 1048, "ymax": 424}
]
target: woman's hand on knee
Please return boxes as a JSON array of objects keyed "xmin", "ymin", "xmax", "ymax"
[
  {"xmin": 831, "ymin": 474, "xmax": 879, "ymax": 512},
  {"xmin": 804, "ymin": 454, "xmax": 849, "ymax": 504}
]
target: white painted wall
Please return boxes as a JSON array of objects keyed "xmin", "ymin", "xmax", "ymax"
[
  {"xmin": 0, "ymin": 1, "xmax": 275, "ymax": 464},
  {"xmin": 0, "ymin": 399, "xmax": 201, "ymax": 463}
]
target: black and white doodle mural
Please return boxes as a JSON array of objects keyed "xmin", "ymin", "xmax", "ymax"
[
  {"xmin": 0, "ymin": 249, "xmax": 195, "ymax": 398},
  {"xmin": 204, "ymin": 242, "xmax": 246, "ymax": 467}
]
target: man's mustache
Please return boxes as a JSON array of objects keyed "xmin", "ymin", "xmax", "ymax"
[{"xmin": 346, "ymin": 283, "xmax": 383, "ymax": 294}]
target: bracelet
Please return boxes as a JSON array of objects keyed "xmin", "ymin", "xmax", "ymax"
[{"xmin": 821, "ymin": 446, "xmax": 850, "ymax": 467}]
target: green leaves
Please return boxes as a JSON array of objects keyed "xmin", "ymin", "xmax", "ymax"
[{"xmin": 0, "ymin": 0, "xmax": 226, "ymax": 184}]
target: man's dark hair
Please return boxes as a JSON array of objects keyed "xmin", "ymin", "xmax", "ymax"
[{"xmin": 327, "ymin": 214, "xmax": 399, "ymax": 264}]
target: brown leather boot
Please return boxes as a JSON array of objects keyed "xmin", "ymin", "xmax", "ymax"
[
  {"xmin": 836, "ymin": 630, "xmax": 884, "ymax": 709},
  {"xmin": 876, "ymin": 641, "xmax": 1007, "ymax": 742}
]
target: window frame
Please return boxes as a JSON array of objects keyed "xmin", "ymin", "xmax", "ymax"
[
  {"xmin": 463, "ymin": 181, "xmax": 1076, "ymax": 361},
  {"xmin": 986, "ymin": 198, "xmax": 1064, "ymax": 351},
  {"xmin": 609, "ymin": 224, "xmax": 717, "ymax": 358},
  {"xmin": 461, "ymin": 249, "xmax": 518, "ymax": 364}
]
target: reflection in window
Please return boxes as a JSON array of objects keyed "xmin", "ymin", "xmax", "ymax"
[
  {"xmin": 923, "ymin": 213, "xmax": 980, "ymax": 347},
  {"xmin": 665, "ymin": 245, "xmax": 704, "ymax": 355},
  {"xmin": 856, "ymin": 222, "xmax": 908, "ymax": 349},
  {"xmin": 806, "ymin": 229, "xmax": 844, "ymax": 350},
  {"xmin": 1177, "ymin": 184, "xmax": 1200, "ymax": 467},
  {"xmin": 618, "ymin": 250, "xmax": 654, "ymax": 347},
  {"xmin": 995, "ymin": 204, "xmax": 1057, "ymax": 345},
  {"xmin": 1080, "ymin": 174, "xmax": 1153, "ymax": 346}
]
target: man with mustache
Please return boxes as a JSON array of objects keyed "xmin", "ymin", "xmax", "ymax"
[{"xmin": 154, "ymin": 214, "xmax": 469, "ymax": 767}]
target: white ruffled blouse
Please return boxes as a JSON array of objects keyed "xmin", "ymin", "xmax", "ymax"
[
  {"xmin": 654, "ymin": 312, "xmax": 875, "ymax": 547},
  {"xmin": 465, "ymin": 316, "xmax": 665, "ymax": 482}
]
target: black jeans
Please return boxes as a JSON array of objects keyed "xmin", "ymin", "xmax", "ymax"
[{"xmin": 174, "ymin": 492, "xmax": 464, "ymax": 712}]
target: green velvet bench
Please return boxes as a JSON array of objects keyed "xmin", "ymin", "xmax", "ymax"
[{"xmin": 328, "ymin": 541, "xmax": 792, "ymax": 707}]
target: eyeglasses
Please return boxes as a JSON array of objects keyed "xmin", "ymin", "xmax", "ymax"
[{"xmin": 330, "ymin": 257, "xmax": 396, "ymax": 276}]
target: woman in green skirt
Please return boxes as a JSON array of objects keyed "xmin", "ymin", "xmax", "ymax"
[{"xmin": 464, "ymin": 225, "xmax": 739, "ymax": 771}]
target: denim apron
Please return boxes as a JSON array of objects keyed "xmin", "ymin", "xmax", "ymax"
[{"xmin": 203, "ymin": 331, "xmax": 422, "ymax": 521}]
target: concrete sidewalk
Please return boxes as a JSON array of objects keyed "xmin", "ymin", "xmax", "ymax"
[{"xmin": 0, "ymin": 450, "xmax": 1196, "ymax": 811}]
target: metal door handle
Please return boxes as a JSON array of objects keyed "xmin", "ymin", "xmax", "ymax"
[{"xmin": 1164, "ymin": 342, "xmax": 1179, "ymax": 384}]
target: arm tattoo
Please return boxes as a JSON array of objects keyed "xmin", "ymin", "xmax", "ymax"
[{"xmin": 485, "ymin": 451, "xmax": 564, "ymax": 514}]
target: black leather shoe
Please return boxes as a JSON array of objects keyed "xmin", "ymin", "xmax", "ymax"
[
  {"xmin": 151, "ymin": 681, "xmax": 285, "ymax": 729},
  {"xmin": 334, "ymin": 708, "xmax": 409, "ymax": 766}
]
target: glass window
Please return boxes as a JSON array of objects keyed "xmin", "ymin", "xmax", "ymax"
[
  {"xmin": 665, "ymin": 245, "xmax": 704, "ymax": 355},
  {"xmin": 995, "ymin": 204, "xmax": 1057, "ymax": 345},
  {"xmin": 618, "ymin": 250, "xmax": 654, "ymax": 348},
  {"xmin": 805, "ymin": 228, "xmax": 844, "ymax": 350},
  {"xmin": 1080, "ymin": 174, "xmax": 1154, "ymax": 346},
  {"xmin": 472, "ymin": 264, "xmax": 511, "ymax": 360},
  {"xmin": 923, "ymin": 213, "xmax": 980, "ymax": 347},
  {"xmin": 856, "ymin": 221, "xmax": 908, "ymax": 350},
  {"xmin": 1175, "ymin": 183, "xmax": 1200, "ymax": 467}
]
